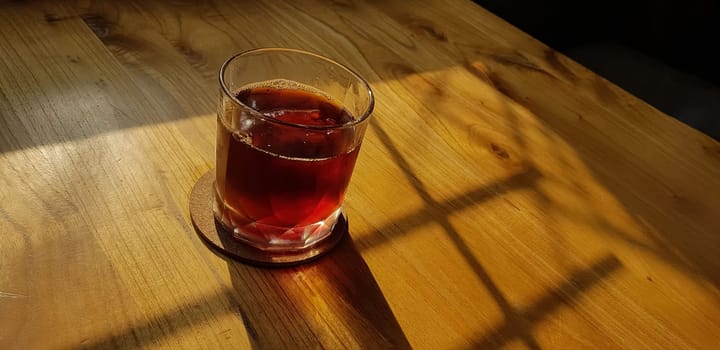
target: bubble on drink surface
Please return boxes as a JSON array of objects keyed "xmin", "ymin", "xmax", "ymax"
[
  {"xmin": 264, "ymin": 109, "xmax": 321, "ymax": 120},
  {"xmin": 231, "ymin": 130, "xmax": 252, "ymax": 144},
  {"xmin": 240, "ymin": 116, "xmax": 254, "ymax": 131}
]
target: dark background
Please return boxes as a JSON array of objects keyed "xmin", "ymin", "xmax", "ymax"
[{"xmin": 474, "ymin": 0, "xmax": 720, "ymax": 139}]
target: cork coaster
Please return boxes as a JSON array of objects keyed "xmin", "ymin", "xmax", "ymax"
[{"xmin": 189, "ymin": 170, "xmax": 347, "ymax": 266}]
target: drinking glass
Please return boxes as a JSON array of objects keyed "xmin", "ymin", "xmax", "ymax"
[{"xmin": 214, "ymin": 48, "xmax": 373, "ymax": 255}]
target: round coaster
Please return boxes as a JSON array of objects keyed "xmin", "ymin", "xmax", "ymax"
[{"xmin": 189, "ymin": 170, "xmax": 347, "ymax": 266}]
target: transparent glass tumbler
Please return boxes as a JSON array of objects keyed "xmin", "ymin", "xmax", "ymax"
[{"xmin": 214, "ymin": 48, "xmax": 374, "ymax": 253}]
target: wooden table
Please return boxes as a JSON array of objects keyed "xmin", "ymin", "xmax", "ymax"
[{"xmin": 2, "ymin": 1, "xmax": 719, "ymax": 349}]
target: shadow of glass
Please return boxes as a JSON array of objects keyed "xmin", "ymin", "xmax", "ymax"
[{"xmin": 211, "ymin": 217, "xmax": 412, "ymax": 349}]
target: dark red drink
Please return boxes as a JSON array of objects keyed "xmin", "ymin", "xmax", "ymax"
[{"xmin": 214, "ymin": 84, "xmax": 361, "ymax": 247}]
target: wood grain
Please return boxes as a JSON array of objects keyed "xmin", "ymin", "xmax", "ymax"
[{"xmin": 1, "ymin": 0, "xmax": 719, "ymax": 349}]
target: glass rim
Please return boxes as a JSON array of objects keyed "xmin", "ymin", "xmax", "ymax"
[{"xmin": 219, "ymin": 47, "xmax": 375, "ymax": 130}]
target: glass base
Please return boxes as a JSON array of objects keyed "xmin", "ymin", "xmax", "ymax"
[
  {"xmin": 214, "ymin": 206, "xmax": 342, "ymax": 252},
  {"xmin": 190, "ymin": 171, "xmax": 346, "ymax": 266}
]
